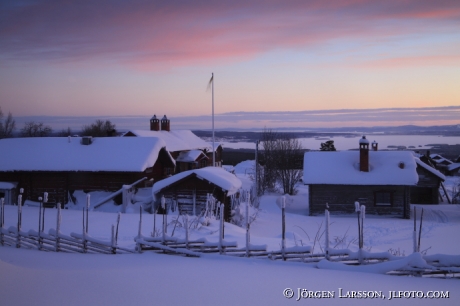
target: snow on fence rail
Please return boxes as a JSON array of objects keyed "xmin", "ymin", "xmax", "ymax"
[{"xmin": 1, "ymin": 192, "xmax": 459, "ymax": 278}]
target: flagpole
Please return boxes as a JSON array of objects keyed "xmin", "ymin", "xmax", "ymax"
[{"xmin": 212, "ymin": 72, "xmax": 215, "ymax": 167}]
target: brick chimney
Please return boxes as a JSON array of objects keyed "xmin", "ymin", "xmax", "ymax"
[
  {"xmin": 161, "ymin": 115, "xmax": 170, "ymax": 131},
  {"xmin": 359, "ymin": 136, "xmax": 369, "ymax": 172},
  {"xmin": 371, "ymin": 140, "xmax": 378, "ymax": 151},
  {"xmin": 150, "ymin": 115, "xmax": 160, "ymax": 131}
]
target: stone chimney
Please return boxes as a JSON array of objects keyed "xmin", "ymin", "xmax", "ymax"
[
  {"xmin": 150, "ymin": 115, "xmax": 160, "ymax": 131},
  {"xmin": 371, "ymin": 140, "xmax": 378, "ymax": 151},
  {"xmin": 359, "ymin": 136, "xmax": 369, "ymax": 172},
  {"xmin": 161, "ymin": 115, "xmax": 170, "ymax": 131}
]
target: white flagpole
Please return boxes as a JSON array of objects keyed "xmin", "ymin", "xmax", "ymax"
[{"xmin": 212, "ymin": 72, "xmax": 215, "ymax": 167}]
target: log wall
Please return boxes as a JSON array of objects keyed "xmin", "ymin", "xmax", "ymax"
[{"xmin": 309, "ymin": 184, "xmax": 410, "ymax": 219}]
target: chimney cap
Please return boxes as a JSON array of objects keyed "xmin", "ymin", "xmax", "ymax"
[
  {"xmin": 151, "ymin": 115, "xmax": 158, "ymax": 120},
  {"xmin": 162, "ymin": 115, "xmax": 168, "ymax": 120},
  {"xmin": 359, "ymin": 135, "xmax": 369, "ymax": 144}
]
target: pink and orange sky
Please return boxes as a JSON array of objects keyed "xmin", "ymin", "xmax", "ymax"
[{"xmin": 1, "ymin": 0, "xmax": 459, "ymax": 129}]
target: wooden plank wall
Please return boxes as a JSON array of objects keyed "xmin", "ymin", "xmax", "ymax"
[
  {"xmin": 158, "ymin": 176, "xmax": 231, "ymax": 221},
  {"xmin": 411, "ymin": 167, "xmax": 441, "ymax": 204},
  {"xmin": 309, "ymin": 184, "xmax": 410, "ymax": 218}
]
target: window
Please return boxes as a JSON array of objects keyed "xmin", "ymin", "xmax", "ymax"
[
  {"xmin": 374, "ymin": 191, "xmax": 393, "ymax": 206},
  {"xmin": 200, "ymin": 159, "xmax": 207, "ymax": 168}
]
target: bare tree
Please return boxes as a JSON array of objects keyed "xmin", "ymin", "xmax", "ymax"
[
  {"xmin": 274, "ymin": 135, "xmax": 304, "ymax": 195},
  {"xmin": 0, "ymin": 107, "xmax": 16, "ymax": 138},
  {"xmin": 58, "ymin": 127, "xmax": 73, "ymax": 137},
  {"xmin": 81, "ymin": 120, "xmax": 116, "ymax": 137},
  {"xmin": 258, "ymin": 129, "xmax": 304, "ymax": 195},
  {"xmin": 259, "ymin": 128, "xmax": 278, "ymax": 193},
  {"xmin": 20, "ymin": 121, "xmax": 53, "ymax": 137}
]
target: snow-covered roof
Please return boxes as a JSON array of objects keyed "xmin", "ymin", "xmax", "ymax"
[
  {"xmin": 447, "ymin": 163, "xmax": 460, "ymax": 172},
  {"xmin": 429, "ymin": 154, "xmax": 452, "ymax": 165},
  {"xmin": 123, "ymin": 130, "xmax": 211, "ymax": 152},
  {"xmin": 415, "ymin": 158, "xmax": 446, "ymax": 181},
  {"xmin": 176, "ymin": 150, "xmax": 207, "ymax": 163},
  {"xmin": 152, "ymin": 167, "xmax": 242, "ymax": 196},
  {"xmin": 303, "ymin": 151, "xmax": 419, "ymax": 185},
  {"xmin": 0, "ymin": 181, "xmax": 17, "ymax": 189},
  {"xmin": 207, "ymin": 142, "xmax": 223, "ymax": 152},
  {"xmin": 0, "ymin": 137, "xmax": 174, "ymax": 172}
]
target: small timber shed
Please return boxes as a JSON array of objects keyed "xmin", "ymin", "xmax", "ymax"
[
  {"xmin": 152, "ymin": 167, "xmax": 242, "ymax": 222},
  {"xmin": 303, "ymin": 136, "xmax": 419, "ymax": 219},
  {"xmin": 411, "ymin": 158, "xmax": 445, "ymax": 204}
]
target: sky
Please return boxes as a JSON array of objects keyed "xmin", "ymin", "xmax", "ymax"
[{"xmin": 1, "ymin": 0, "xmax": 460, "ymax": 129}]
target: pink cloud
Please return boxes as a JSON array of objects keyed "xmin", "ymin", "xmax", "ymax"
[{"xmin": 1, "ymin": 0, "xmax": 459, "ymax": 70}]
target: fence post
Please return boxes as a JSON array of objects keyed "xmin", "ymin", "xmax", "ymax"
[
  {"xmin": 325, "ymin": 205, "xmax": 330, "ymax": 260},
  {"xmin": 82, "ymin": 208, "xmax": 87, "ymax": 253},
  {"xmin": 111, "ymin": 224, "xmax": 116, "ymax": 254},
  {"xmin": 185, "ymin": 215, "xmax": 189, "ymax": 249},
  {"xmin": 16, "ymin": 192, "xmax": 23, "ymax": 248},
  {"xmin": 0, "ymin": 197, "xmax": 4, "ymax": 246},
  {"xmin": 192, "ymin": 189, "xmax": 196, "ymax": 216},
  {"xmin": 281, "ymin": 196, "xmax": 286, "ymax": 261},
  {"xmin": 360, "ymin": 205, "xmax": 365, "ymax": 264},
  {"xmin": 355, "ymin": 201, "xmax": 361, "ymax": 264},
  {"xmin": 55, "ymin": 203, "xmax": 61, "ymax": 252},
  {"xmin": 219, "ymin": 203, "xmax": 224, "ymax": 254},
  {"xmin": 115, "ymin": 213, "xmax": 121, "ymax": 246},
  {"xmin": 86, "ymin": 194, "xmax": 90, "ymax": 234},
  {"xmin": 413, "ymin": 206, "xmax": 417, "ymax": 253},
  {"xmin": 43, "ymin": 192, "xmax": 48, "ymax": 232},
  {"xmin": 246, "ymin": 191, "xmax": 250, "ymax": 257},
  {"xmin": 137, "ymin": 206, "xmax": 143, "ymax": 253},
  {"xmin": 161, "ymin": 196, "xmax": 166, "ymax": 243},
  {"xmin": 418, "ymin": 208, "xmax": 424, "ymax": 253}
]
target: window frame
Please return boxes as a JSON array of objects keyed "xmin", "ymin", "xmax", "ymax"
[{"xmin": 374, "ymin": 190, "xmax": 393, "ymax": 207}]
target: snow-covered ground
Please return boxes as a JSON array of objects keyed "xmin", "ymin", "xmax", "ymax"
[{"xmin": 1, "ymin": 165, "xmax": 459, "ymax": 305}]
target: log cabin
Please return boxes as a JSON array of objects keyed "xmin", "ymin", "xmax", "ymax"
[
  {"xmin": 303, "ymin": 136, "xmax": 444, "ymax": 219},
  {"xmin": 0, "ymin": 136, "xmax": 175, "ymax": 205},
  {"xmin": 122, "ymin": 115, "xmax": 223, "ymax": 172}
]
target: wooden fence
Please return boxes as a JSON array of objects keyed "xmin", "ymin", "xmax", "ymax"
[{"xmin": 1, "ymin": 192, "xmax": 459, "ymax": 278}]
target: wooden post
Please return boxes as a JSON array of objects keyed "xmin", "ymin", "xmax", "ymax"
[
  {"xmin": 418, "ymin": 208, "xmax": 424, "ymax": 252},
  {"xmin": 16, "ymin": 193, "xmax": 23, "ymax": 248},
  {"xmin": 82, "ymin": 207, "xmax": 87, "ymax": 253},
  {"xmin": 355, "ymin": 201, "xmax": 361, "ymax": 264},
  {"xmin": 282, "ymin": 196, "xmax": 286, "ymax": 261},
  {"xmin": 55, "ymin": 203, "xmax": 61, "ymax": 252},
  {"xmin": 38, "ymin": 197, "xmax": 43, "ymax": 250},
  {"xmin": 86, "ymin": 194, "xmax": 90, "ymax": 234},
  {"xmin": 192, "ymin": 189, "xmax": 196, "ymax": 216},
  {"xmin": 325, "ymin": 206, "xmax": 330, "ymax": 260},
  {"xmin": 111, "ymin": 224, "xmax": 116, "ymax": 254},
  {"xmin": 42, "ymin": 192, "xmax": 48, "ymax": 232},
  {"xmin": 246, "ymin": 192, "xmax": 250, "ymax": 257},
  {"xmin": 161, "ymin": 196, "xmax": 166, "ymax": 243},
  {"xmin": 360, "ymin": 205, "xmax": 365, "ymax": 256},
  {"xmin": 137, "ymin": 206, "xmax": 143, "ymax": 253},
  {"xmin": 115, "ymin": 213, "xmax": 121, "ymax": 245},
  {"xmin": 0, "ymin": 197, "xmax": 4, "ymax": 246},
  {"xmin": 413, "ymin": 206, "xmax": 417, "ymax": 253},
  {"xmin": 185, "ymin": 215, "xmax": 189, "ymax": 249},
  {"xmin": 219, "ymin": 203, "xmax": 224, "ymax": 254}
]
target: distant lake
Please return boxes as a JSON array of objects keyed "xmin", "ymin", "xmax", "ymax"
[{"xmin": 220, "ymin": 135, "xmax": 460, "ymax": 150}]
